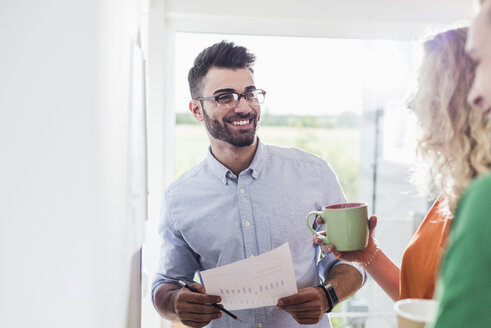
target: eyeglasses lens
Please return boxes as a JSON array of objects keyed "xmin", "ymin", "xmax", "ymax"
[{"xmin": 217, "ymin": 90, "xmax": 265, "ymax": 108}]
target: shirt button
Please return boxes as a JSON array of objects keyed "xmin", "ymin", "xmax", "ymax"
[
  {"xmin": 249, "ymin": 254, "xmax": 254, "ymax": 259},
  {"xmin": 258, "ymin": 323, "xmax": 263, "ymax": 328},
  {"xmin": 222, "ymin": 178, "xmax": 226, "ymax": 183},
  {"xmin": 245, "ymin": 221, "xmax": 251, "ymax": 227},
  {"xmin": 240, "ymin": 188, "xmax": 245, "ymax": 194},
  {"xmin": 227, "ymin": 172, "xmax": 233, "ymax": 178}
]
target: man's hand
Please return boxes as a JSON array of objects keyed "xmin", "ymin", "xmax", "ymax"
[
  {"xmin": 276, "ymin": 287, "xmax": 329, "ymax": 324},
  {"xmin": 155, "ymin": 283, "xmax": 222, "ymax": 328}
]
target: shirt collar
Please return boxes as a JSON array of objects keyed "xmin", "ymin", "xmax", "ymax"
[
  {"xmin": 205, "ymin": 138, "xmax": 266, "ymax": 185},
  {"xmin": 248, "ymin": 138, "xmax": 265, "ymax": 180}
]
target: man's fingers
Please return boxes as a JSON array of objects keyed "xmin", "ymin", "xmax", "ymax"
[
  {"xmin": 277, "ymin": 289, "xmax": 322, "ymax": 313},
  {"xmin": 280, "ymin": 302, "xmax": 322, "ymax": 313},
  {"xmin": 181, "ymin": 318, "xmax": 216, "ymax": 328},
  {"xmin": 190, "ymin": 282, "xmax": 207, "ymax": 293},
  {"xmin": 176, "ymin": 302, "xmax": 221, "ymax": 315},
  {"xmin": 179, "ymin": 288, "xmax": 221, "ymax": 304},
  {"xmin": 292, "ymin": 316, "xmax": 322, "ymax": 325},
  {"xmin": 277, "ymin": 292, "xmax": 312, "ymax": 307},
  {"xmin": 177, "ymin": 305, "xmax": 222, "ymax": 327},
  {"xmin": 277, "ymin": 287, "xmax": 325, "ymax": 325},
  {"xmin": 285, "ymin": 309, "xmax": 324, "ymax": 325},
  {"xmin": 278, "ymin": 296, "xmax": 322, "ymax": 312},
  {"xmin": 174, "ymin": 288, "xmax": 222, "ymax": 327}
]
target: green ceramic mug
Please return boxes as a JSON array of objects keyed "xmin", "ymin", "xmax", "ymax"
[{"xmin": 306, "ymin": 202, "xmax": 369, "ymax": 251}]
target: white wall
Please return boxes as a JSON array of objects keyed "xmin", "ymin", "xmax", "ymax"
[
  {"xmin": 0, "ymin": 0, "xmax": 146, "ymax": 327},
  {"xmin": 143, "ymin": 0, "xmax": 173, "ymax": 327}
]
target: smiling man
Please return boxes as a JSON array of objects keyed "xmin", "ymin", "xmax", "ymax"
[{"xmin": 152, "ymin": 41, "xmax": 365, "ymax": 328}]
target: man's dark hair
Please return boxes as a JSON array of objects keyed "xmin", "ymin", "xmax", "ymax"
[{"xmin": 188, "ymin": 41, "xmax": 256, "ymax": 99}]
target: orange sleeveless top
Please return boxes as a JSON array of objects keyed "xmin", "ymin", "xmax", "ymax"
[{"xmin": 399, "ymin": 196, "xmax": 451, "ymax": 299}]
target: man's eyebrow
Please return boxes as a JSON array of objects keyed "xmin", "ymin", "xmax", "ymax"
[
  {"xmin": 213, "ymin": 85, "xmax": 257, "ymax": 95},
  {"xmin": 213, "ymin": 88, "xmax": 235, "ymax": 95}
]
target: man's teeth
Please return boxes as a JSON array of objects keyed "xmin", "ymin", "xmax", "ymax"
[{"xmin": 231, "ymin": 119, "xmax": 250, "ymax": 126}]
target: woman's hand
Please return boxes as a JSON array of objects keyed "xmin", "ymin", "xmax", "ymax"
[{"xmin": 313, "ymin": 216, "xmax": 378, "ymax": 264}]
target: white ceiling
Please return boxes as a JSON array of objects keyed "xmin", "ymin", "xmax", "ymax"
[{"xmin": 164, "ymin": 0, "xmax": 478, "ymax": 40}]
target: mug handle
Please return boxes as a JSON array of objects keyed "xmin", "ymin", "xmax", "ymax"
[{"xmin": 306, "ymin": 211, "xmax": 328, "ymax": 243}]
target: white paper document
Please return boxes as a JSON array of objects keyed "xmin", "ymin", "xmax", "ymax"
[{"xmin": 200, "ymin": 243, "xmax": 298, "ymax": 310}]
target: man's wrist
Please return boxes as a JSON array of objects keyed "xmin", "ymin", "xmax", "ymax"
[
  {"xmin": 316, "ymin": 283, "xmax": 339, "ymax": 313},
  {"xmin": 155, "ymin": 284, "xmax": 182, "ymax": 320}
]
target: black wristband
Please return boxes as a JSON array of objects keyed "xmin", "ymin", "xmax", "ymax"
[{"xmin": 316, "ymin": 283, "xmax": 339, "ymax": 313}]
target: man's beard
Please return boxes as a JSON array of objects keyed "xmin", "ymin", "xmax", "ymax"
[{"xmin": 202, "ymin": 108, "xmax": 258, "ymax": 147}]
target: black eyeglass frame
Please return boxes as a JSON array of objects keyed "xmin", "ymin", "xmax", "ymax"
[{"xmin": 194, "ymin": 89, "xmax": 266, "ymax": 108}]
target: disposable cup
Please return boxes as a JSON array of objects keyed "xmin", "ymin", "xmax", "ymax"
[{"xmin": 393, "ymin": 298, "xmax": 438, "ymax": 328}]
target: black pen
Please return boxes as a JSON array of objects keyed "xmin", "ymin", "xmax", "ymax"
[{"xmin": 178, "ymin": 280, "xmax": 242, "ymax": 322}]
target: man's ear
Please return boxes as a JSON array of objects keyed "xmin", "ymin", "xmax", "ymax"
[{"xmin": 189, "ymin": 100, "xmax": 204, "ymax": 122}]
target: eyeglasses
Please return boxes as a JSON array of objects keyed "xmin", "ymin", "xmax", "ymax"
[{"xmin": 195, "ymin": 89, "xmax": 266, "ymax": 109}]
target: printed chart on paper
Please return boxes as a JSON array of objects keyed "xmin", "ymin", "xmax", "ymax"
[{"xmin": 200, "ymin": 243, "xmax": 298, "ymax": 310}]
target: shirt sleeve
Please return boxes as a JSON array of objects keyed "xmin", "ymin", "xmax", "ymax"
[
  {"xmin": 431, "ymin": 175, "xmax": 491, "ymax": 327},
  {"xmin": 151, "ymin": 194, "xmax": 200, "ymax": 306}
]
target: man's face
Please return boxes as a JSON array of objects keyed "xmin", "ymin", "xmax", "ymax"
[
  {"xmin": 467, "ymin": 0, "xmax": 491, "ymax": 115},
  {"xmin": 193, "ymin": 67, "xmax": 261, "ymax": 147}
]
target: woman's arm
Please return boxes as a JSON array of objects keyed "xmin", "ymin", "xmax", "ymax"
[
  {"xmin": 361, "ymin": 245, "xmax": 400, "ymax": 301},
  {"xmin": 315, "ymin": 216, "xmax": 401, "ymax": 301}
]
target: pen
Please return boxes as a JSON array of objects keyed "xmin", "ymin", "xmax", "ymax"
[{"xmin": 178, "ymin": 280, "xmax": 242, "ymax": 322}]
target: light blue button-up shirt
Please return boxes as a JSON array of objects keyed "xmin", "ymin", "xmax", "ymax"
[{"xmin": 152, "ymin": 139, "xmax": 365, "ymax": 327}]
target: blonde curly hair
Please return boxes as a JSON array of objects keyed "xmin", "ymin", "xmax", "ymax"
[{"xmin": 410, "ymin": 27, "xmax": 491, "ymax": 216}]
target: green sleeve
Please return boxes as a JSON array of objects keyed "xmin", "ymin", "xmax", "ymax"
[{"xmin": 432, "ymin": 174, "xmax": 491, "ymax": 328}]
